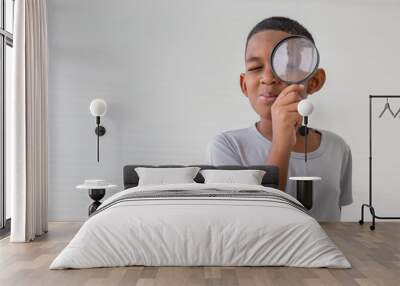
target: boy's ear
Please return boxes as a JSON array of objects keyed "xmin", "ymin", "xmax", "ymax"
[
  {"xmin": 306, "ymin": 68, "xmax": 326, "ymax": 95},
  {"xmin": 240, "ymin": 73, "xmax": 249, "ymax": 98}
]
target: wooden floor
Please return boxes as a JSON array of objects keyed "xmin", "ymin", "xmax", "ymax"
[{"xmin": 0, "ymin": 222, "xmax": 399, "ymax": 286}]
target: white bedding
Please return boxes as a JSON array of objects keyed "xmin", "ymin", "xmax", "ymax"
[{"xmin": 50, "ymin": 183, "xmax": 351, "ymax": 269}]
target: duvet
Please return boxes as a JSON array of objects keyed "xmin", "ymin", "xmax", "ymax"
[{"xmin": 50, "ymin": 183, "xmax": 351, "ymax": 269}]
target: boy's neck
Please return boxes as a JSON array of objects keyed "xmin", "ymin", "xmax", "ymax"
[{"xmin": 256, "ymin": 120, "xmax": 274, "ymax": 141}]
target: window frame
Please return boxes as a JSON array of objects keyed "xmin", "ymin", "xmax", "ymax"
[{"xmin": 0, "ymin": 0, "xmax": 13, "ymax": 232}]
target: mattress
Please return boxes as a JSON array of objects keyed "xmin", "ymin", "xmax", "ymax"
[{"xmin": 50, "ymin": 183, "xmax": 350, "ymax": 269}]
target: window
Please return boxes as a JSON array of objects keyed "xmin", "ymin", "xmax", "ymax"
[{"xmin": 0, "ymin": 0, "xmax": 13, "ymax": 234}]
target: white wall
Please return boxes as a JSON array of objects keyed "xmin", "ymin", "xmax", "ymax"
[{"xmin": 47, "ymin": 0, "xmax": 400, "ymax": 221}]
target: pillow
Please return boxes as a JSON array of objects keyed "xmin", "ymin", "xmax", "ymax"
[
  {"xmin": 200, "ymin": 169, "xmax": 266, "ymax": 185},
  {"xmin": 135, "ymin": 167, "xmax": 201, "ymax": 186}
]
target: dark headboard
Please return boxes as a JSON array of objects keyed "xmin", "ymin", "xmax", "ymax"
[{"xmin": 123, "ymin": 165, "xmax": 279, "ymax": 189}]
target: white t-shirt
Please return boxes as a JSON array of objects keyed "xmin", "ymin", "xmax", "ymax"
[{"xmin": 206, "ymin": 124, "xmax": 353, "ymax": 222}]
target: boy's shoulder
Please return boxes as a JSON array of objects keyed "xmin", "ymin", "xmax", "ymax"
[
  {"xmin": 211, "ymin": 125, "xmax": 257, "ymax": 144},
  {"xmin": 222, "ymin": 125, "xmax": 255, "ymax": 137},
  {"xmin": 319, "ymin": 128, "xmax": 351, "ymax": 152}
]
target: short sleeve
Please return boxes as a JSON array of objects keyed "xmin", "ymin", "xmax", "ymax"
[
  {"xmin": 339, "ymin": 144, "xmax": 353, "ymax": 206},
  {"xmin": 206, "ymin": 134, "xmax": 242, "ymax": 165}
]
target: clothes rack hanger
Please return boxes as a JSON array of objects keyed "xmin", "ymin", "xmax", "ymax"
[
  {"xmin": 378, "ymin": 97, "xmax": 395, "ymax": 118},
  {"xmin": 393, "ymin": 106, "xmax": 400, "ymax": 118}
]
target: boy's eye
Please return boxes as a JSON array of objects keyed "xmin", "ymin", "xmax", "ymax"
[{"xmin": 247, "ymin": 66, "xmax": 263, "ymax": 72}]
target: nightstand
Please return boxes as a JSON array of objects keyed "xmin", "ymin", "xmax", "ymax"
[{"xmin": 76, "ymin": 181, "xmax": 117, "ymax": 215}]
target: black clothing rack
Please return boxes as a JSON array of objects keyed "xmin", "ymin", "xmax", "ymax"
[{"xmin": 359, "ymin": 95, "xmax": 400, "ymax": 230}]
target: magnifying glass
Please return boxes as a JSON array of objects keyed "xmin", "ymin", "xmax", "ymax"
[
  {"xmin": 270, "ymin": 35, "xmax": 320, "ymax": 163},
  {"xmin": 270, "ymin": 35, "xmax": 319, "ymax": 85}
]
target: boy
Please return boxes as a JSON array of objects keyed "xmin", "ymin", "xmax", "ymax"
[{"xmin": 206, "ymin": 17, "xmax": 352, "ymax": 222}]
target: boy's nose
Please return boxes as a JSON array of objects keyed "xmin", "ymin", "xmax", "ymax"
[{"xmin": 260, "ymin": 65, "xmax": 279, "ymax": 85}]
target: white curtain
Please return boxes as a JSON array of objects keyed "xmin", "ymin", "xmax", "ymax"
[{"xmin": 10, "ymin": 0, "xmax": 48, "ymax": 242}]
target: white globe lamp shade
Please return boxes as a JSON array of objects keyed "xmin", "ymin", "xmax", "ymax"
[
  {"xmin": 298, "ymin": 99, "xmax": 314, "ymax": 116},
  {"xmin": 90, "ymin": 99, "xmax": 107, "ymax": 117}
]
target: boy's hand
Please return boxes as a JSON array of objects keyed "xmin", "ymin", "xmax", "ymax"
[{"xmin": 270, "ymin": 84, "xmax": 304, "ymax": 150}]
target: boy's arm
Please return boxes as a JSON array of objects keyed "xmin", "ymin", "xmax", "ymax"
[
  {"xmin": 340, "ymin": 145, "xmax": 353, "ymax": 206},
  {"xmin": 265, "ymin": 84, "xmax": 304, "ymax": 191},
  {"xmin": 266, "ymin": 143, "xmax": 292, "ymax": 191}
]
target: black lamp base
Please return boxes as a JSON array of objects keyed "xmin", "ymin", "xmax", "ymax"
[
  {"xmin": 88, "ymin": 189, "xmax": 105, "ymax": 215},
  {"xmin": 298, "ymin": 125, "xmax": 310, "ymax": 136},
  {"xmin": 296, "ymin": 181, "xmax": 313, "ymax": 210},
  {"xmin": 95, "ymin": 126, "xmax": 106, "ymax": 136}
]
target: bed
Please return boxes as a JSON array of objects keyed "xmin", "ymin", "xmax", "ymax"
[{"xmin": 50, "ymin": 165, "xmax": 350, "ymax": 269}]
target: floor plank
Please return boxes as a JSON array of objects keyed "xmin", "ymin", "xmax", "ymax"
[{"xmin": 0, "ymin": 222, "xmax": 399, "ymax": 286}]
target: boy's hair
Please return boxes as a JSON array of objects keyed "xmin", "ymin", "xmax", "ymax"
[{"xmin": 246, "ymin": 16, "xmax": 315, "ymax": 52}]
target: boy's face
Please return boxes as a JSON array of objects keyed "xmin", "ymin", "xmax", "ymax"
[{"xmin": 240, "ymin": 30, "xmax": 324, "ymax": 120}]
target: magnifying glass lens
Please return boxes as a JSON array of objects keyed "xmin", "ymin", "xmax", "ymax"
[{"xmin": 271, "ymin": 36, "xmax": 319, "ymax": 84}]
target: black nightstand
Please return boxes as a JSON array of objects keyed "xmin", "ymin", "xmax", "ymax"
[{"xmin": 76, "ymin": 183, "xmax": 117, "ymax": 215}]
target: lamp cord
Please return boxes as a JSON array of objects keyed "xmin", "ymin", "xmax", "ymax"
[
  {"xmin": 97, "ymin": 123, "xmax": 99, "ymax": 162},
  {"xmin": 304, "ymin": 116, "xmax": 308, "ymax": 163},
  {"xmin": 96, "ymin": 116, "xmax": 100, "ymax": 162},
  {"xmin": 305, "ymin": 125, "xmax": 308, "ymax": 162}
]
